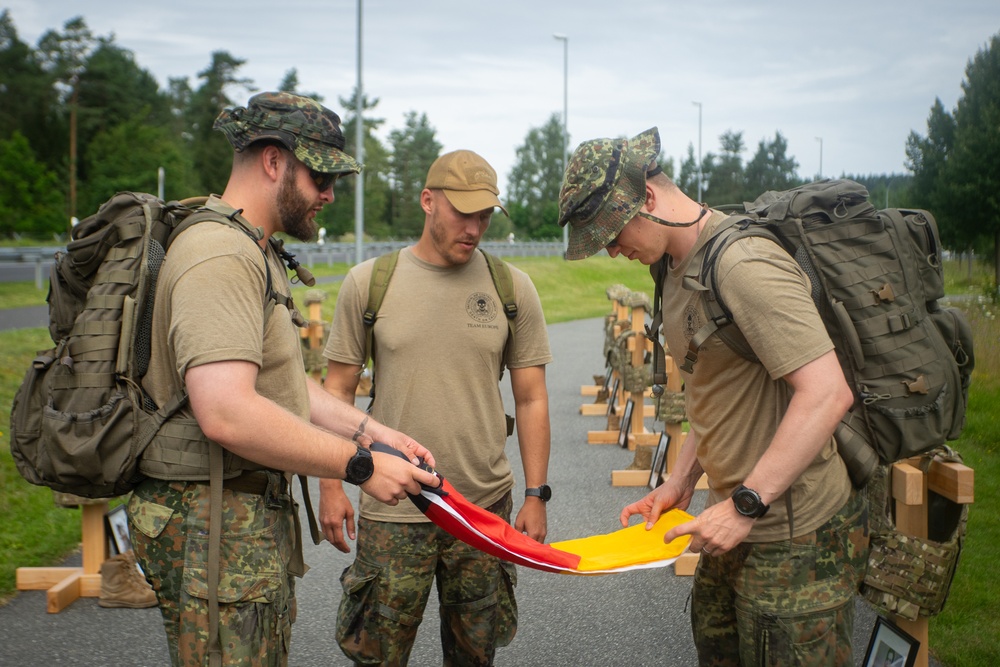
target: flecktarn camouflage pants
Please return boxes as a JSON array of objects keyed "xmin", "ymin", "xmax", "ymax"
[
  {"xmin": 336, "ymin": 493, "xmax": 517, "ymax": 667},
  {"xmin": 128, "ymin": 478, "xmax": 297, "ymax": 667},
  {"xmin": 691, "ymin": 488, "xmax": 869, "ymax": 666}
]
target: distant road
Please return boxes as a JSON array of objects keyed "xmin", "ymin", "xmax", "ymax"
[
  {"xmin": 0, "ymin": 305, "xmax": 48, "ymax": 331},
  {"xmin": 0, "ymin": 274, "xmax": 347, "ymax": 332}
]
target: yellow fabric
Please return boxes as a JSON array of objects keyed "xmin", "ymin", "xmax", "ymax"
[{"xmin": 551, "ymin": 509, "xmax": 694, "ymax": 572}]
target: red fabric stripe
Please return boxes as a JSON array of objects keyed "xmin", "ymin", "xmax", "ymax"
[{"xmin": 421, "ymin": 478, "xmax": 582, "ymax": 572}]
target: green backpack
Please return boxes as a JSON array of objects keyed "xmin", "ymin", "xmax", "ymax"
[
  {"xmin": 8, "ymin": 191, "xmax": 313, "ymax": 498},
  {"xmin": 647, "ymin": 179, "xmax": 975, "ymax": 487}
]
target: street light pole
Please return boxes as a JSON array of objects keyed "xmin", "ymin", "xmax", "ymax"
[
  {"xmin": 692, "ymin": 101, "xmax": 703, "ymax": 202},
  {"xmin": 554, "ymin": 33, "xmax": 568, "ymax": 257},
  {"xmin": 815, "ymin": 136, "xmax": 823, "ymax": 180},
  {"xmin": 354, "ymin": 0, "xmax": 365, "ymax": 266}
]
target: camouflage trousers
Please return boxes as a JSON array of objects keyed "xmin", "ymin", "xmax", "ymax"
[
  {"xmin": 691, "ymin": 487, "xmax": 869, "ymax": 666},
  {"xmin": 336, "ymin": 492, "xmax": 517, "ymax": 667},
  {"xmin": 127, "ymin": 476, "xmax": 297, "ymax": 667}
]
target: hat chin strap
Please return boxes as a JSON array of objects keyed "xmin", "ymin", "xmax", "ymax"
[{"xmin": 638, "ymin": 206, "xmax": 707, "ymax": 228}]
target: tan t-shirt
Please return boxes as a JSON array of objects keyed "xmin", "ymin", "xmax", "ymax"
[
  {"xmin": 661, "ymin": 210, "xmax": 850, "ymax": 541},
  {"xmin": 324, "ymin": 248, "xmax": 552, "ymax": 522},
  {"xmin": 141, "ymin": 197, "xmax": 310, "ymax": 459}
]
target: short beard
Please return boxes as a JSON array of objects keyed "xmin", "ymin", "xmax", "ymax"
[{"xmin": 277, "ymin": 165, "xmax": 316, "ymax": 241}]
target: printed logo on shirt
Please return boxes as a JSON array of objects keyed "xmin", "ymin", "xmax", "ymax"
[
  {"xmin": 466, "ymin": 292, "xmax": 498, "ymax": 323},
  {"xmin": 683, "ymin": 303, "xmax": 702, "ymax": 340}
]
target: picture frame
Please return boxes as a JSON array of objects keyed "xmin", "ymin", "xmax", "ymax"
[
  {"xmin": 606, "ymin": 377, "xmax": 620, "ymax": 417},
  {"xmin": 648, "ymin": 431, "xmax": 671, "ymax": 490},
  {"xmin": 105, "ymin": 504, "xmax": 133, "ymax": 555},
  {"xmin": 617, "ymin": 398, "xmax": 635, "ymax": 448},
  {"xmin": 862, "ymin": 616, "xmax": 919, "ymax": 667}
]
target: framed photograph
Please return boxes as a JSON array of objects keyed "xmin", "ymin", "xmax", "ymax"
[
  {"xmin": 105, "ymin": 504, "xmax": 133, "ymax": 555},
  {"xmin": 648, "ymin": 431, "xmax": 671, "ymax": 490},
  {"xmin": 617, "ymin": 398, "xmax": 635, "ymax": 448},
  {"xmin": 606, "ymin": 378, "xmax": 620, "ymax": 417},
  {"xmin": 862, "ymin": 616, "xmax": 919, "ymax": 667}
]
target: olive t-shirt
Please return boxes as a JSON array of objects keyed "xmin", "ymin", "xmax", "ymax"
[
  {"xmin": 661, "ymin": 210, "xmax": 850, "ymax": 541},
  {"xmin": 324, "ymin": 248, "xmax": 552, "ymax": 522},
  {"xmin": 140, "ymin": 197, "xmax": 310, "ymax": 473}
]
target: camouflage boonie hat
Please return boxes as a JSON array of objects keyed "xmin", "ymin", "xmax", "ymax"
[
  {"xmin": 213, "ymin": 91, "xmax": 362, "ymax": 175},
  {"xmin": 557, "ymin": 127, "xmax": 661, "ymax": 260}
]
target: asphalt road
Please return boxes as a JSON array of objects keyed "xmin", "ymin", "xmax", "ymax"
[{"xmin": 0, "ymin": 317, "xmax": 899, "ymax": 666}]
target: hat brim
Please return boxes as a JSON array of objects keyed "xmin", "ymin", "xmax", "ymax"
[
  {"xmin": 294, "ymin": 142, "xmax": 363, "ymax": 175},
  {"xmin": 443, "ymin": 190, "xmax": 509, "ymax": 217}
]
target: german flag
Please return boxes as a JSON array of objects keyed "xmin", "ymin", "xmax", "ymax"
[{"xmin": 372, "ymin": 443, "xmax": 692, "ymax": 575}]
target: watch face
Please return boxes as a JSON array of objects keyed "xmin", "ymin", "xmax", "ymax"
[
  {"xmin": 346, "ymin": 448, "xmax": 374, "ymax": 485},
  {"xmin": 538, "ymin": 484, "xmax": 552, "ymax": 502},
  {"xmin": 732, "ymin": 486, "xmax": 768, "ymax": 518},
  {"xmin": 733, "ymin": 490, "xmax": 758, "ymax": 515}
]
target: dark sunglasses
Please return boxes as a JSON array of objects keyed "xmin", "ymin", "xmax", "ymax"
[{"xmin": 308, "ymin": 168, "xmax": 339, "ymax": 192}]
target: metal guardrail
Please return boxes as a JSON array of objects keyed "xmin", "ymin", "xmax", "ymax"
[{"xmin": 0, "ymin": 241, "xmax": 567, "ymax": 289}]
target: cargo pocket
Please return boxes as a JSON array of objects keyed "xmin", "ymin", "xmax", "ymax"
[
  {"xmin": 738, "ymin": 605, "xmax": 846, "ymax": 667},
  {"xmin": 335, "ymin": 560, "xmax": 383, "ymax": 665},
  {"xmin": 495, "ymin": 560, "xmax": 518, "ymax": 648},
  {"xmin": 182, "ymin": 506, "xmax": 285, "ymax": 606},
  {"xmin": 127, "ymin": 492, "xmax": 174, "ymax": 539}
]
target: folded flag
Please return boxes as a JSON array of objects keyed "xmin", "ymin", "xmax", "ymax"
[{"xmin": 371, "ymin": 443, "xmax": 693, "ymax": 575}]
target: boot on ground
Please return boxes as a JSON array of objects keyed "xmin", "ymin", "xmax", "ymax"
[{"xmin": 98, "ymin": 550, "xmax": 157, "ymax": 609}]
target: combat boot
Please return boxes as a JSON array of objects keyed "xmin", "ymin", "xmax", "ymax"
[{"xmin": 98, "ymin": 550, "xmax": 158, "ymax": 609}]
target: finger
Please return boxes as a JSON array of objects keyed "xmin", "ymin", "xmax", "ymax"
[
  {"xmin": 664, "ymin": 520, "xmax": 693, "ymax": 544},
  {"xmin": 619, "ymin": 503, "xmax": 639, "ymax": 527},
  {"xmin": 346, "ymin": 515, "xmax": 356, "ymax": 542}
]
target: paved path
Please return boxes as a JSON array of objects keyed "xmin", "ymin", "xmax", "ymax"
[{"xmin": 1, "ymin": 317, "xmax": 896, "ymax": 666}]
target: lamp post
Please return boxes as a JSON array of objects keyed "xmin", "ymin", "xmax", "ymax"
[
  {"xmin": 692, "ymin": 101, "xmax": 703, "ymax": 202},
  {"xmin": 815, "ymin": 136, "xmax": 823, "ymax": 180},
  {"xmin": 354, "ymin": 0, "xmax": 365, "ymax": 265},
  {"xmin": 554, "ymin": 33, "xmax": 568, "ymax": 257}
]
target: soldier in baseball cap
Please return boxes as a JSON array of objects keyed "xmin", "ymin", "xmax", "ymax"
[{"xmin": 214, "ymin": 91, "xmax": 362, "ymax": 175}]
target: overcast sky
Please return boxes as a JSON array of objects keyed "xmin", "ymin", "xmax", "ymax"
[{"xmin": 6, "ymin": 1, "xmax": 999, "ymax": 193}]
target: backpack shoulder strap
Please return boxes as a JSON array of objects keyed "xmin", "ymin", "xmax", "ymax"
[
  {"xmin": 481, "ymin": 249, "xmax": 517, "ymax": 374},
  {"xmin": 363, "ymin": 249, "xmax": 401, "ymax": 369},
  {"xmin": 677, "ymin": 214, "xmax": 777, "ymax": 372}
]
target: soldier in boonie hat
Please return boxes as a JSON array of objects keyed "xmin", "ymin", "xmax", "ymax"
[
  {"xmin": 557, "ymin": 127, "xmax": 661, "ymax": 260},
  {"xmin": 214, "ymin": 91, "xmax": 362, "ymax": 175}
]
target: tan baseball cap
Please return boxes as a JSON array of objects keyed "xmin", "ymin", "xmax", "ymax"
[{"xmin": 425, "ymin": 150, "xmax": 508, "ymax": 215}]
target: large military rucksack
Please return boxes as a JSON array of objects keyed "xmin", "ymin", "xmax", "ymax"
[
  {"xmin": 647, "ymin": 179, "xmax": 975, "ymax": 487},
  {"xmin": 8, "ymin": 191, "xmax": 313, "ymax": 498}
]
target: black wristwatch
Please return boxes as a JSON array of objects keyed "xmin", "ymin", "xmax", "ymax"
[
  {"xmin": 524, "ymin": 484, "xmax": 552, "ymax": 502},
  {"xmin": 731, "ymin": 484, "xmax": 770, "ymax": 518},
  {"xmin": 345, "ymin": 445, "xmax": 374, "ymax": 486}
]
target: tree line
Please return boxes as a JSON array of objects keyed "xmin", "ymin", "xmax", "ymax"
[{"xmin": 0, "ymin": 11, "xmax": 997, "ymax": 279}]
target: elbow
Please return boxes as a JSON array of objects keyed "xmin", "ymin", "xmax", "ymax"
[
  {"xmin": 833, "ymin": 381, "xmax": 854, "ymax": 421},
  {"xmin": 195, "ymin": 416, "xmax": 238, "ymax": 447}
]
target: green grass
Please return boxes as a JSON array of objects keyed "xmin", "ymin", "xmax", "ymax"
[
  {"xmin": 0, "ymin": 328, "xmax": 83, "ymax": 597},
  {"xmin": 0, "ymin": 281, "xmax": 50, "ymax": 309},
  {"xmin": 0, "ymin": 255, "xmax": 997, "ymax": 667}
]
